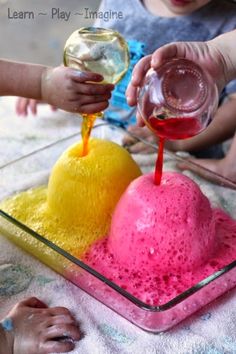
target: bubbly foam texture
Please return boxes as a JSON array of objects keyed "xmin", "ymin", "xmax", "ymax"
[
  {"xmin": 109, "ymin": 172, "xmax": 215, "ymax": 272},
  {"xmin": 47, "ymin": 138, "xmax": 141, "ymax": 229},
  {"xmin": 84, "ymin": 172, "xmax": 236, "ymax": 305},
  {"xmin": 0, "ymin": 138, "xmax": 141, "ymax": 258}
]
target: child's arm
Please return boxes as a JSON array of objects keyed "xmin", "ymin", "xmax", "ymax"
[
  {"xmin": 150, "ymin": 30, "xmax": 236, "ymax": 94},
  {"xmin": 211, "ymin": 30, "xmax": 236, "ymax": 87},
  {"xmin": 0, "ymin": 60, "xmax": 46, "ymax": 98},
  {"xmin": 0, "ymin": 60, "xmax": 114, "ymax": 114}
]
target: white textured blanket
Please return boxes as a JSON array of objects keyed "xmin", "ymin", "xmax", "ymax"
[{"xmin": 0, "ymin": 97, "xmax": 235, "ymax": 354}]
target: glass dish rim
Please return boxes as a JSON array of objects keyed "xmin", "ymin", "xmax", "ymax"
[{"xmin": 0, "ymin": 122, "xmax": 235, "ymax": 312}]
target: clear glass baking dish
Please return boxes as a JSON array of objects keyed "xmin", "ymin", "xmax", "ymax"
[{"xmin": 0, "ymin": 122, "xmax": 235, "ymax": 333}]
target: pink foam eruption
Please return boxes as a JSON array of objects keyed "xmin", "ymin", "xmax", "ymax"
[{"xmin": 83, "ymin": 172, "xmax": 236, "ymax": 306}]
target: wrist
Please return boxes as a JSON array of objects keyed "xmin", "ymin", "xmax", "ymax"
[
  {"xmin": 40, "ymin": 66, "xmax": 53, "ymax": 103},
  {"xmin": 210, "ymin": 31, "xmax": 236, "ymax": 86},
  {"xmin": 0, "ymin": 320, "xmax": 13, "ymax": 354}
]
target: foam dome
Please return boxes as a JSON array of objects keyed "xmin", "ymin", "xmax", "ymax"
[
  {"xmin": 108, "ymin": 172, "xmax": 215, "ymax": 272},
  {"xmin": 47, "ymin": 138, "xmax": 142, "ymax": 235}
]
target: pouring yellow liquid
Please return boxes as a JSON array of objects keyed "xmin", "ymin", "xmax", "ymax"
[{"xmin": 63, "ymin": 27, "xmax": 130, "ymax": 156}]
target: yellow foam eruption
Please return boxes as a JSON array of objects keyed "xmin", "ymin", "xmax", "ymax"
[{"xmin": 0, "ymin": 138, "xmax": 141, "ymax": 260}]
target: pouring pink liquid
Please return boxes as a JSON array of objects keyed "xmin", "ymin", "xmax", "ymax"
[{"xmin": 137, "ymin": 58, "xmax": 218, "ymax": 185}]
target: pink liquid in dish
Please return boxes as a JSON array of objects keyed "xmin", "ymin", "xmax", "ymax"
[{"xmin": 83, "ymin": 172, "xmax": 236, "ymax": 306}]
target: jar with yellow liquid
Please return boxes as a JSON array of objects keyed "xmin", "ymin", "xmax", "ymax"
[{"xmin": 64, "ymin": 27, "xmax": 130, "ymax": 155}]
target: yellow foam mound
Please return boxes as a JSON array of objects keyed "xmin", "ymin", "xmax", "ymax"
[
  {"xmin": 0, "ymin": 138, "xmax": 141, "ymax": 258},
  {"xmin": 47, "ymin": 138, "xmax": 141, "ymax": 228}
]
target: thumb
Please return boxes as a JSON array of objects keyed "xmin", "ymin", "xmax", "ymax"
[{"xmin": 151, "ymin": 43, "xmax": 181, "ymax": 68}]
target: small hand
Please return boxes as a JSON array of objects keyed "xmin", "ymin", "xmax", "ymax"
[
  {"xmin": 126, "ymin": 55, "xmax": 151, "ymax": 127},
  {"xmin": 122, "ymin": 125, "xmax": 157, "ymax": 154},
  {"xmin": 126, "ymin": 39, "xmax": 229, "ymax": 127},
  {"xmin": 16, "ymin": 98, "xmax": 57, "ymax": 116},
  {"xmin": 41, "ymin": 66, "xmax": 114, "ymax": 114},
  {"xmin": 1, "ymin": 297, "xmax": 81, "ymax": 354}
]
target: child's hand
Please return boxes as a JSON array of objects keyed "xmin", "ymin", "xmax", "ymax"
[
  {"xmin": 0, "ymin": 297, "xmax": 81, "ymax": 353},
  {"xmin": 16, "ymin": 98, "xmax": 38, "ymax": 116},
  {"xmin": 150, "ymin": 40, "xmax": 228, "ymax": 92},
  {"xmin": 122, "ymin": 125, "xmax": 157, "ymax": 154},
  {"xmin": 126, "ymin": 55, "xmax": 151, "ymax": 127},
  {"xmin": 16, "ymin": 98, "xmax": 57, "ymax": 116},
  {"xmin": 126, "ymin": 39, "xmax": 230, "ymax": 127},
  {"xmin": 126, "ymin": 55, "xmax": 152, "ymax": 107},
  {"xmin": 41, "ymin": 66, "xmax": 114, "ymax": 114}
]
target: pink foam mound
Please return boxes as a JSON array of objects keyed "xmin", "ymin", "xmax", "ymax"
[{"xmin": 108, "ymin": 172, "xmax": 215, "ymax": 272}]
